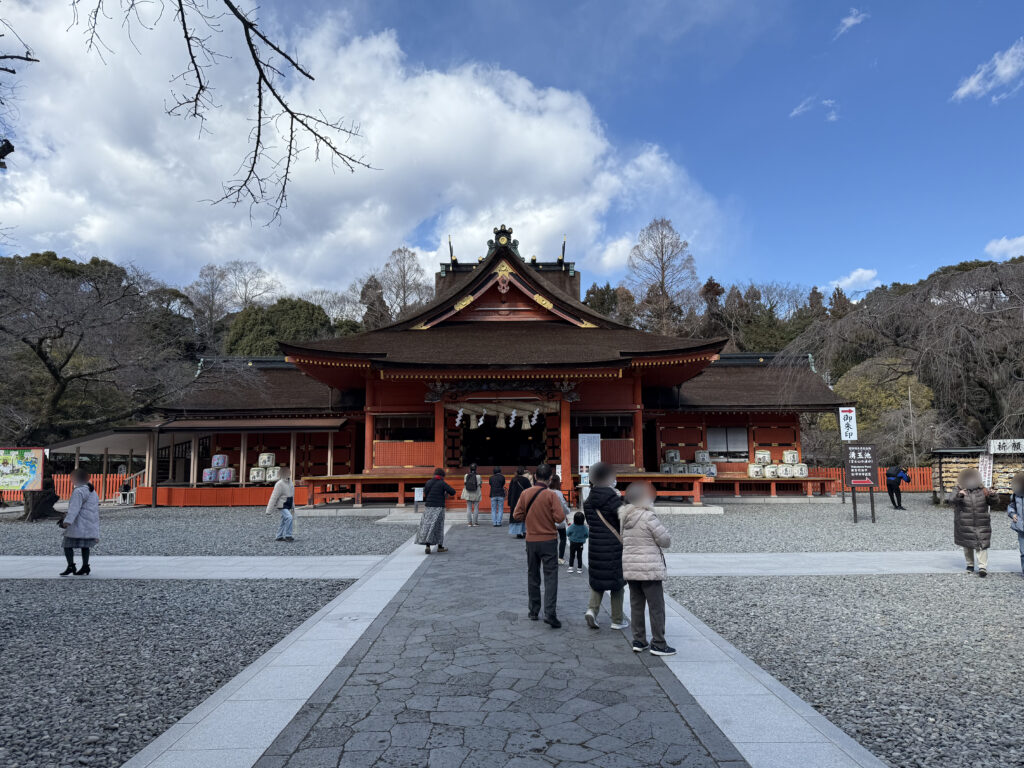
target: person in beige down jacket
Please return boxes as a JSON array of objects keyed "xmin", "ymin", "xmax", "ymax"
[{"xmin": 621, "ymin": 481, "xmax": 675, "ymax": 656}]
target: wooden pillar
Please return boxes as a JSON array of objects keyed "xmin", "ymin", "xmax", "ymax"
[
  {"xmin": 289, "ymin": 432, "xmax": 298, "ymax": 482},
  {"xmin": 127, "ymin": 448, "xmax": 134, "ymax": 478},
  {"xmin": 151, "ymin": 429, "xmax": 160, "ymax": 508},
  {"xmin": 326, "ymin": 431, "xmax": 335, "ymax": 476},
  {"xmin": 189, "ymin": 434, "xmax": 199, "ymax": 488},
  {"xmin": 240, "ymin": 432, "xmax": 248, "ymax": 487},
  {"xmin": 74, "ymin": 447, "xmax": 81, "ymax": 470},
  {"xmin": 144, "ymin": 432, "xmax": 153, "ymax": 486},
  {"xmin": 101, "ymin": 447, "xmax": 109, "ymax": 502},
  {"xmin": 559, "ymin": 397, "xmax": 571, "ymax": 488},
  {"xmin": 434, "ymin": 401, "xmax": 445, "ymax": 470},
  {"xmin": 364, "ymin": 373, "xmax": 375, "ymax": 474},
  {"xmin": 632, "ymin": 374, "xmax": 644, "ymax": 471}
]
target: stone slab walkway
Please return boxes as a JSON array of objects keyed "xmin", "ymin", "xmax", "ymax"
[
  {"xmin": 665, "ymin": 549, "xmax": 1024, "ymax": 576},
  {"xmin": 0, "ymin": 555, "xmax": 384, "ymax": 580},
  {"xmin": 257, "ymin": 525, "xmax": 750, "ymax": 768}
]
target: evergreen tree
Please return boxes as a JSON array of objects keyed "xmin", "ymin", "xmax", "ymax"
[
  {"xmin": 360, "ymin": 275, "xmax": 392, "ymax": 330},
  {"xmin": 829, "ymin": 286, "xmax": 854, "ymax": 318}
]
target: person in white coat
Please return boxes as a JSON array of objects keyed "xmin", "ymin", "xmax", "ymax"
[
  {"xmin": 60, "ymin": 468, "xmax": 100, "ymax": 576},
  {"xmin": 620, "ymin": 481, "xmax": 674, "ymax": 656},
  {"xmin": 265, "ymin": 467, "xmax": 296, "ymax": 542}
]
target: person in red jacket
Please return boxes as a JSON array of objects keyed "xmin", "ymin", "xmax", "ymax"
[{"xmin": 513, "ymin": 463, "xmax": 566, "ymax": 628}]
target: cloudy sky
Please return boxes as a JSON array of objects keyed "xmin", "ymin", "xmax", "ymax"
[{"xmin": 2, "ymin": 1, "xmax": 1023, "ymax": 297}]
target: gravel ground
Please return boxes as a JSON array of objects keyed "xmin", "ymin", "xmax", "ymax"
[
  {"xmin": 669, "ymin": 573, "xmax": 1024, "ymax": 768},
  {"xmin": 664, "ymin": 494, "xmax": 1021, "ymax": 552},
  {"xmin": 0, "ymin": 507, "xmax": 414, "ymax": 556},
  {"xmin": 0, "ymin": 579, "xmax": 347, "ymax": 768}
]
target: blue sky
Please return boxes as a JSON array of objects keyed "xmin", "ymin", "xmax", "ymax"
[{"xmin": 3, "ymin": 1, "xmax": 1024, "ymax": 296}]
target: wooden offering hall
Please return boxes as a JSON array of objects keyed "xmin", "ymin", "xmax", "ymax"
[{"xmin": 47, "ymin": 225, "xmax": 847, "ymax": 507}]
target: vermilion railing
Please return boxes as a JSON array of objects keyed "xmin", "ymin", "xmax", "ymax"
[
  {"xmin": 814, "ymin": 466, "xmax": 932, "ymax": 493},
  {"xmin": 2, "ymin": 472, "xmax": 136, "ymax": 504}
]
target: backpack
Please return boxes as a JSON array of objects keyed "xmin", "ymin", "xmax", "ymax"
[
  {"xmin": 886, "ymin": 466, "xmax": 901, "ymax": 479},
  {"xmin": 465, "ymin": 472, "xmax": 479, "ymax": 492}
]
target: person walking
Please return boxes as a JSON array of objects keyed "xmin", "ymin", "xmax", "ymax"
[
  {"xmin": 489, "ymin": 467, "xmax": 506, "ymax": 526},
  {"xmin": 885, "ymin": 465, "xmax": 911, "ymax": 510},
  {"xmin": 583, "ymin": 461, "xmax": 629, "ymax": 630},
  {"xmin": 950, "ymin": 467, "xmax": 996, "ymax": 578},
  {"xmin": 550, "ymin": 474, "xmax": 572, "ymax": 564},
  {"xmin": 507, "ymin": 466, "xmax": 532, "ymax": 539},
  {"xmin": 620, "ymin": 481, "xmax": 675, "ymax": 656},
  {"xmin": 59, "ymin": 468, "xmax": 100, "ymax": 576},
  {"xmin": 418, "ymin": 468, "xmax": 455, "ymax": 554},
  {"xmin": 265, "ymin": 466, "xmax": 296, "ymax": 542},
  {"xmin": 512, "ymin": 463, "xmax": 566, "ymax": 628},
  {"xmin": 462, "ymin": 463, "xmax": 483, "ymax": 526},
  {"xmin": 1006, "ymin": 471, "xmax": 1024, "ymax": 577},
  {"xmin": 566, "ymin": 512, "xmax": 589, "ymax": 574}
]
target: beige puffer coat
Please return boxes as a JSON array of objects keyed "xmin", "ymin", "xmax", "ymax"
[{"xmin": 620, "ymin": 503, "xmax": 671, "ymax": 581}]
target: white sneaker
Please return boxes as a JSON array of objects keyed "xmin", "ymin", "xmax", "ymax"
[
  {"xmin": 585, "ymin": 609, "xmax": 599, "ymax": 629},
  {"xmin": 558, "ymin": 558, "xmax": 566, "ymax": 565},
  {"xmin": 610, "ymin": 617, "xmax": 630, "ymax": 630}
]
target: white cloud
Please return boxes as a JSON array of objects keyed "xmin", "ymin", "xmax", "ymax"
[
  {"xmin": 822, "ymin": 99, "xmax": 839, "ymax": 122},
  {"xmin": 789, "ymin": 96, "xmax": 814, "ymax": 118},
  {"xmin": 0, "ymin": 4, "xmax": 728, "ymax": 294},
  {"xmin": 830, "ymin": 267, "xmax": 880, "ymax": 294},
  {"xmin": 833, "ymin": 8, "xmax": 869, "ymax": 40},
  {"xmin": 984, "ymin": 235, "xmax": 1024, "ymax": 260},
  {"xmin": 952, "ymin": 37, "xmax": 1024, "ymax": 103}
]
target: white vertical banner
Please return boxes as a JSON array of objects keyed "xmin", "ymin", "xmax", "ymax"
[
  {"xmin": 839, "ymin": 408, "xmax": 858, "ymax": 441},
  {"xmin": 978, "ymin": 453, "xmax": 994, "ymax": 488}
]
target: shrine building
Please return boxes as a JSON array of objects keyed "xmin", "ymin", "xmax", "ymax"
[{"xmin": 45, "ymin": 225, "xmax": 848, "ymax": 507}]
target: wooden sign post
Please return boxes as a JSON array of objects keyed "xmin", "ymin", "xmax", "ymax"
[{"xmin": 845, "ymin": 443, "xmax": 877, "ymax": 523}]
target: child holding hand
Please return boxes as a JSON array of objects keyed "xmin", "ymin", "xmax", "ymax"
[{"xmin": 566, "ymin": 512, "xmax": 589, "ymax": 574}]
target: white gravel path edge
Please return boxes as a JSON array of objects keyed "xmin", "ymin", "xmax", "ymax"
[
  {"xmin": 656, "ymin": 588, "xmax": 890, "ymax": 768},
  {"xmin": 120, "ymin": 530, "xmax": 432, "ymax": 768}
]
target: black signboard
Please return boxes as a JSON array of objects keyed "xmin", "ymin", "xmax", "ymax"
[{"xmin": 845, "ymin": 444, "xmax": 877, "ymax": 487}]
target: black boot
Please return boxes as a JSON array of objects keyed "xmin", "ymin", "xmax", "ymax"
[
  {"xmin": 60, "ymin": 564, "xmax": 77, "ymax": 576},
  {"xmin": 74, "ymin": 564, "xmax": 91, "ymax": 576},
  {"xmin": 61, "ymin": 548, "xmax": 77, "ymax": 576},
  {"xmin": 75, "ymin": 548, "xmax": 91, "ymax": 576}
]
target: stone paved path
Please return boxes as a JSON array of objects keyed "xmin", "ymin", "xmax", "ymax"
[{"xmin": 257, "ymin": 524, "xmax": 749, "ymax": 768}]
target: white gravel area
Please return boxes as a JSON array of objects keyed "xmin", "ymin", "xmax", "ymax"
[
  {"xmin": 0, "ymin": 579, "xmax": 347, "ymax": 768},
  {"xmin": 664, "ymin": 494, "xmax": 1021, "ymax": 552},
  {"xmin": 0, "ymin": 506, "xmax": 414, "ymax": 557},
  {"xmin": 669, "ymin": 572, "xmax": 1024, "ymax": 768}
]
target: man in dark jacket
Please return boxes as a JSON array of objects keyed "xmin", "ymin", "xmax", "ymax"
[
  {"xmin": 950, "ymin": 467, "xmax": 996, "ymax": 577},
  {"xmin": 583, "ymin": 461, "xmax": 628, "ymax": 630},
  {"xmin": 885, "ymin": 466, "xmax": 910, "ymax": 510},
  {"xmin": 489, "ymin": 467, "xmax": 507, "ymax": 526}
]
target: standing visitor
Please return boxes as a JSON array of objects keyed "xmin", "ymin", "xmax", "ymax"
[
  {"xmin": 583, "ymin": 461, "xmax": 629, "ymax": 630},
  {"xmin": 418, "ymin": 468, "xmax": 454, "ymax": 554},
  {"xmin": 462, "ymin": 463, "xmax": 482, "ymax": 526},
  {"xmin": 265, "ymin": 466, "xmax": 296, "ymax": 542},
  {"xmin": 512, "ymin": 463, "xmax": 566, "ymax": 628},
  {"xmin": 59, "ymin": 468, "xmax": 100, "ymax": 576},
  {"xmin": 489, "ymin": 467, "xmax": 506, "ymax": 526},
  {"xmin": 566, "ymin": 512, "xmax": 589, "ymax": 574},
  {"xmin": 950, "ymin": 468, "xmax": 996, "ymax": 578},
  {"xmin": 620, "ymin": 481, "xmax": 675, "ymax": 656},
  {"xmin": 1006, "ymin": 472, "xmax": 1024, "ymax": 577},
  {"xmin": 549, "ymin": 474, "xmax": 571, "ymax": 564},
  {"xmin": 507, "ymin": 466, "xmax": 532, "ymax": 539},
  {"xmin": 885, "ymin": 465, "xmax": 910, "ymax": 510}
]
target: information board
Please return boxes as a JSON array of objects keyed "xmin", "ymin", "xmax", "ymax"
[
  {"xmin": 0, "ymin": 448, "xmax": 44, "ymax": 491},
  {"xmin": 839, "ymin": 407, "xmax": 858, "ymax": 441},
  {"xmin": 578, "ymin": 433, "xmax": 601, "ymax": 470},
  {"xmin": 844, "ymin": 444, "xmax": 877, "ymax": 487}
]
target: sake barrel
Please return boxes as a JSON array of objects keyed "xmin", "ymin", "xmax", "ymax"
[
  {"xmin": 747, "ymin": 463, "xmax": 764, "ymax": 478},
  {"xmin": 671, "ymin": 463, "xmax": 688, "ymax": 474},
  {"xmin": 703, "ymin": 463, "xmax": 718, "ymax": 477},
  {"xmin": 201, "ymin": 468, "xmax": 218, "ymax": 483},
  {"xmin": 794, "ymin": 463, "xmax": 809, "ymax": 478},
  {"xmin": 782, "ymin": 450, "xmax": 800, "ymax": 464},
  {"xmin": 764, "ymin": 464, "xmax": 779, "ymax": 478},
  {"xmin": 660, "ymin": 463, "xmax": 673, "ymax": 474},
  {"xmin": 249, "ymin": 467, "xmax": 266, "ymax": 483},
  {"xmin": 694, "ymin": 450, "xmax": 711, "ymax": 464},
  {"xmin": 754, "ymin": 450, "xmax": 772, "ymax": 465},
  {"xmin": 265, "ymin": 466, "xmax": 281, "ymax": 482},
  {"xmin": 217, "ymin": 467, "xmax": 237, "ymax": 483},
  {"xmin": 665, "ymin": 449, "xmax": 681, "ymax": 464},
  {"xmin": 258, "ymin": 452, "xmax": 276, "ymax": 468},
  {"xmin": 777, "ymin": 464, "xmax": 794, "ymax": 478},
  {"xmin": 211, "ymin": 454, "xmax": 229, "ymax": 468}
]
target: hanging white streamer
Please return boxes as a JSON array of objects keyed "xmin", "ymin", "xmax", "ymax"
[
  {"xmin": 530, "ymin": 407, "xmax": 540, "ymax": 425},
  {"xmin": 454, "ymin": 407, "xmax": 464, "ymax": 427},
  {"xmin": 509, "ymin": 408, "xmax": 517, "ymax": 427}
]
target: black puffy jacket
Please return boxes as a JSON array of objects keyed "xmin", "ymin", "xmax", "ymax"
[
  {"xmin": 950, "ymin": 486, "xmax": 993, "ymax": 550},
  {"xmin": 423, "ymin": 476, "xmax": 455, "ymax": 508},
  {"xmin": 507, "ymin": 475, "xmax": 531, "ymax": 511},
  {"xmin": 584, "ymin": 485, "xmax": 625, "ymax": 592}
]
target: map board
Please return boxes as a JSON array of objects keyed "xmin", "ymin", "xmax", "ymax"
[
  {"xmin": 0, "ymin": 448, "xmax": 44, "ymax": 491},
  {"xmin": 844, "ymin": 444, "xmax": 877, "ymax": 487}
]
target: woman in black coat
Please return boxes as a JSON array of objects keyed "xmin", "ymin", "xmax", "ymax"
[
  {"xmin": 582, "ymin": 462, "xmax": 628, "ymax": 629},
  {"xmin": 506, "ymin": 466, "xmax": 532, "ymax": 539},
  {"xmin": 417, "ymin": 468, "xmax": 455, "ymax": 554}
]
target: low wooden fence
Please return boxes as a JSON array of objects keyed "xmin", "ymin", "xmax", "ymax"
[
  {"xmin": 815, "ymin": 466, "xmax": 932, "ymax": 493},
  {"xmin": 2, "ymin": 472, "xmax": 143, "ymax": 504}
]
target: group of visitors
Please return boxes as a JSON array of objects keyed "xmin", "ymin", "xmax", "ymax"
[{"xmin": 946, "ymin": 467, "xmax": 1024, "ymax": 579}]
